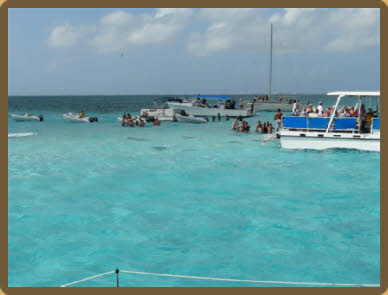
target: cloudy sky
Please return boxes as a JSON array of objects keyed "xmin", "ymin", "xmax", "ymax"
[{"xmin": 8, "ymin": 8, "xmax": 380, "ymax": 95}]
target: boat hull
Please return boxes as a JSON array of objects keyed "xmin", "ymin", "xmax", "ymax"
[
  {"xmin": 175, "ymin": 114, "xmax": 208, "ymax": 123},
  {"xmin": 11, "ymin": 114, "xmax": 42, "ymax": 122},
  {"xmin": 280, "ymin": 131, "xmax": 380, "ymax": 152},
  {"xmin": 240, "ymin": 102, "xmax": 294, "ymax": 112},
  {"xmin": 140, "ymin": 108, "xmax": 180, "ymax": 121},
  {"xmin": 253, "ymin": 102, "xmax": 293, "ymax": 112},
  {"xmin": 167, "ymin": 102, "xmax": 252, "ymax": 117},
  {"xmin": 63, "ymin": 113, "xmax": 97, "ymax": 123}
]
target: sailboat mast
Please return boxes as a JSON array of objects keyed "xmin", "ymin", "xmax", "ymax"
[{"xmin": 268, "ymin": 23, "xmax": 273, "ymax": 101}]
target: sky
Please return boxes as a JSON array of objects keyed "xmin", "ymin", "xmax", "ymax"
[{"xmin": 8, "ymin": 8, "xmax": 380, "ymax": 95}]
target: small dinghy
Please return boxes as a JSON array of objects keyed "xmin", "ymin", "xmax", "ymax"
[
  {"xmin": 175, "ymin": 113, "xmax": 208, "ymax": 124},
  {"xmin": 63, "ymin": 112, "xmax": 98, "ymax": 123},
  {"xmin": 11, "ymin": 114, "xmax": 43, "ymax": 122},
  {"xmin": 8, "ymin": 132, "xmax": 36, "ymax": 138}
]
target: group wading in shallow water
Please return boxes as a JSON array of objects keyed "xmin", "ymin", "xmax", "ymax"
[
  {"xmin": 120, "ymin": 111, "xmax": 161, "ymax": 127},
  {"xmin": 232, "ymin": 116, "xmax": 251, "ymax": 133}
]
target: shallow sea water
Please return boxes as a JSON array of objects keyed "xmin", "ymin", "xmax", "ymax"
[{"xmin": 8, "ymin": 96, "xmax": 380, "ymax": 287}]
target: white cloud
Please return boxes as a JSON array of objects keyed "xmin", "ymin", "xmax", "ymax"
[
  {"xmin": 270, "ymin": 8, "xmax": 380, "ymax": 54},
  {"xmin": 47, "ymin": 9, "xmax": 379, "ymax": 56},
  {"xmin": 48, "ymin": 23, "xmax": 95, "ymax": 48},
  {"xmin": 48, "ymin": 9, "xmax": 194, "ymax": 53},
  {"xmin": 91, "ymin": 8, "xmax": 194, "ymax": 53},
  {"xmin": 187, "ymin": 8, "xmax": 267, "ymax": 56},
  {"xmin": 188, "ymin": 8, "xmax": 379, "ymax": 56}
]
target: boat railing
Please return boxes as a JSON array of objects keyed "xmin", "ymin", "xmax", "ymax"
[
  {"xmin": 282, "ymin": 116, "xmax": 363, "ymax": 133},
  {"xmin": 372, "ymin": 118, "xmax": 380, "ymax": 133}
]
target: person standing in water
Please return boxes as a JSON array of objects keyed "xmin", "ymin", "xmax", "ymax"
[
  {"xmin": 122, "ymin": 113, "xmax": 127, "ymax": 127},
  {"xmin": 217, "ymin": 113, "xmax": 221, "ymax": 121},
  {"xmin": 212, "ymin": 116, "xmax": 215, "ymax": 122},
  {"xmin": 225, "ymin": 114, "xmax": 230, "ymax": 121},
  {"xmin": 274, "ymin": 109, "xmax": 283, "ymax": 132},
  {"xmin": 232, "ymin": 119, "xmax": 240, "ymax": 131}
]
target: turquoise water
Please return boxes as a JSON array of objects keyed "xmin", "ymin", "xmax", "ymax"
[{"xmin": 8, "ymin": 95, "xmax": 380, "ymax": 287}]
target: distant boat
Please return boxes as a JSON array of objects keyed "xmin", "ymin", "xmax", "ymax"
[
  {"xmin": 167, "ymin": 95, "xmax": 253, "ymax": 118},
  {"xmin": 175, "ymin": 113, "xmax": 208, "ymax": 123},
  {"xmin": 63, "ymin": 112, "xmax": 98, "ymax": 123},
  {"xmin": 11, "ymin": 114, "xmax": 43, "ymax": 122}
]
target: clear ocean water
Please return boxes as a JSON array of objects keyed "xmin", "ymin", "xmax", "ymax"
[{"xmin": 8, "ymin": 95, "xmax": 380, "ymax": 287}]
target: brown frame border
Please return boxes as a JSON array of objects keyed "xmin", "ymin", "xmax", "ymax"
[{"xmin": 1, "ymin": 2, "xmax": 385, "ymax": 295}]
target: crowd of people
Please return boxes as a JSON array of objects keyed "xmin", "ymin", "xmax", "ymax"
[
  {"xmin": 232, "ymin": 116, "xmax": 251, "ymax": 133},
  {"xmin": 255, "ymin": 121, "xmax": 273, "ymax": 134},
  {"xmin": 291, "ymin": 100, "xmax": 379, "ymax": 132},
  {"xmin": 121, "ymin": 112, "xmax": 161, "ymax": 127}
]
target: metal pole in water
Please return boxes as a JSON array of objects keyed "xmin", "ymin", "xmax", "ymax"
[
  {"xmin": 268, "ymin": 23, "xmax": 273, "ymax": 102},
  {"xmin": 116, "ymin": 269, "xmax": 120, "ymax": 287}
]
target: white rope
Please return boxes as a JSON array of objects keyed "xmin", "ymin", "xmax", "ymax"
[
  {"xmin": 60, "ymin": 269, "xmax": 380, "ymax": 287},
  {"xmin": 120, "ymin": 270, "xmax": 379, "ymax": 287},
  {"xmin": 60, "ymin": 270, "xmax": 115, "ymax": 287}
]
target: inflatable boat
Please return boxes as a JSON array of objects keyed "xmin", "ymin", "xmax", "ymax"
[
  {"xmin": 63, "ymin": 113, "xmax": 98, "ymax": 123},
  {"xmin": 175, "ymin": 113, "xmax": 208, "ymax": 123},
  {"xmin": 11, "ymin": 114, "xmax": 43, "ymax": 122}
]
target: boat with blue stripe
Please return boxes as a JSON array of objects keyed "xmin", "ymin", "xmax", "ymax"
[{"xmin": 279, "ymin": 91, "xmax": 380, "ymax": 152}]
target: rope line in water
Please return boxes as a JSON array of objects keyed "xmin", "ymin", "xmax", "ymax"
[
  {"xmin": 60, "ymin": 270, "xmax": 115, "ymax": 287},
  {"xmin": 60, "ymin": 269, "xmax": 380, "ymax": 287},
  {"xmin": 120, "ymin": 270, "xmax": 379, "ymax": 287}
]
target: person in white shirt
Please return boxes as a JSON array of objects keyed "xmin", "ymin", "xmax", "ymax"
[
  {"xmin": 317, "ymin": 102, "xmax": 323, "ymax": 116},
  {"xmin": 292, "ymin": 100, "xmax": 299, "ymax": 115}
]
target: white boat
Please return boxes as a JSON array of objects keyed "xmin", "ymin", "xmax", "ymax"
[
  {"xmin": 175, "ymin": 113, "xmax": 209, "ymax": 123},
  {"xmin": 63, "ymin": 112, "xmax": 98, "ymax": 123},
  {"xmin": 139, "ymin": 107, "xmax": 181, "ymax": 121},
  {"xmin": 167, "ymin": 96, "xmax": 253, "ymax": 118},
  {"xmin": 241, "ymin": 98, "xmax": 295, "ymax": 112},
  {"xmin": 11, "ymin": 114, "xmax": 43, "ymax": 122},
  {"xmin": 8, "ymin": 132, "xmax": 36, "ymax": 138},
  {"xmin": 279, "ymin": 91, "xmax": 380, "ymax": 152}
]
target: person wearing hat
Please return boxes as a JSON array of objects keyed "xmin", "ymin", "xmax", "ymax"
[{"xmin": 365, "ymin": 107, "xmax": 379, "ymax": 132}]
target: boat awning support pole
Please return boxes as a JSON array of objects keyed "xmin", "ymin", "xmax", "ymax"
[
  {"xmin": 326, "ymin": 95, "xmax": 343, "ymax": 133},
  {"xmin": 116, "ymin": 269, "xmax": 120, "ymax": 287},
  {"xmin": 268, "ymin": 23, "xmax": 273, "ymax": 102}
]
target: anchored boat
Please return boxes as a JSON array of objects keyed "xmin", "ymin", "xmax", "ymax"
[
  {"xmin": 175, "ymin": 113, "xmax": 209, "ymax": 123},
  {"xmin": 279, "ymin": 91, "xmax": 380, "ymax": 152},
  {"xmin": 167, "ymin": 95, "xmax": 253, "ymax": 118},
  {"xmin": 139, "ymin": 97, "xmax": 183, "ymax": 121},
  {"xmin": 11, "ymin": 114, "xmax": 43, "ymax": 122},
  {"xmin": 63, "ymin": 112, "xmax": 98, "ymax": 123}
]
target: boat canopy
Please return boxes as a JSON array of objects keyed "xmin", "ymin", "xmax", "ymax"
[
  {"xmin": 327, "ymin": 91, "xmax": 380, "ymax": 97},
  {"xmin": 196, "ymin": 95, "xmax": 230, "ymax": 100}
]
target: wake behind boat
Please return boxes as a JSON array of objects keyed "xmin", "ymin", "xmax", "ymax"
[
  {"xmin": 11, "ymin": 114, "xmax": 43, "ymax": 122},
  {"xmin": 63, "ymin": 112, "xmax": 98, "ymax": 123}
]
